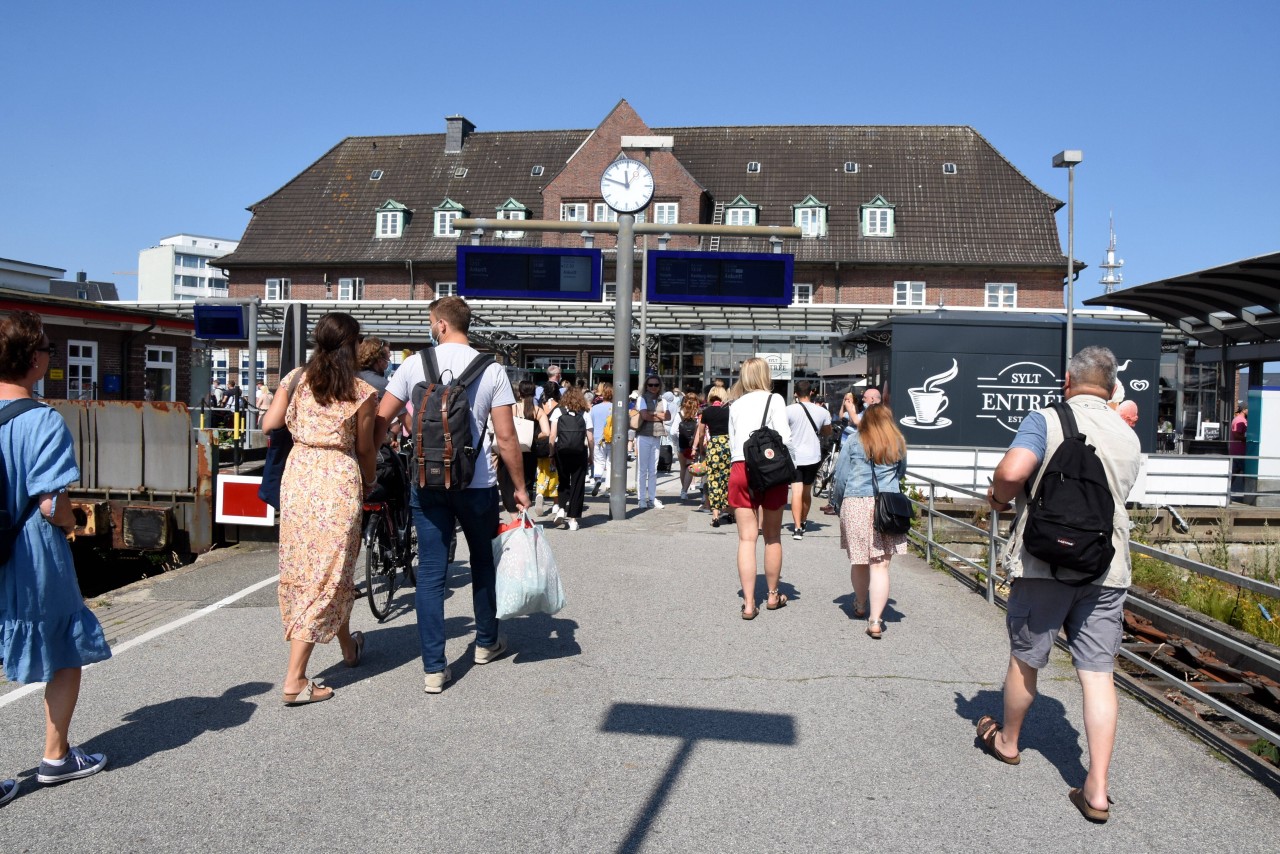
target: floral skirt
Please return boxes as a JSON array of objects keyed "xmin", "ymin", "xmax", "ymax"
[
  {"xmin": 703, "ymin": 435, "xmax": 731, "ymax": 509},
  {"xmin": 839, "ymin": 496, "xmax": 907, "ymax": 566}
]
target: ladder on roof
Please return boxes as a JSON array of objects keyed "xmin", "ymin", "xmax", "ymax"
[{"xmin": 708, "ymin": 202, "xmax": 725, "ymax": 252}]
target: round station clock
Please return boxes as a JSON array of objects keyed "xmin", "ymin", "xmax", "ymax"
[{"xmin": 599, "ymin": 157, "xmax": 654, "ymax": 214}]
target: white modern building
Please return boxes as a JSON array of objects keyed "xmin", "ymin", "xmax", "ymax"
[{"xmin": 138, "ymin": 234, "xmax": 239, "ymax": 301}]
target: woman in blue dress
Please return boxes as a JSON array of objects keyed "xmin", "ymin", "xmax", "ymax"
[{"xmin": 0, "ymin": 311, "xmax": 111, "ymax": 804}]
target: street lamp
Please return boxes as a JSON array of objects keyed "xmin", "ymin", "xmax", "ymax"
[{"xmin": 1053, "ymin": 149, "xmax": 1082, "ymax": 377}]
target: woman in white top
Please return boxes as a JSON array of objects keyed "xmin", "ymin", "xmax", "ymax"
[{"xmin": 727, "ymin": 357, "xmax": 795, "ymax": 619}]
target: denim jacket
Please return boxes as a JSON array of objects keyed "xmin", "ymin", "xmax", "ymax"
[{"xmin": 831, "ymin": 434, "xmax": 907, "ymax": 508}]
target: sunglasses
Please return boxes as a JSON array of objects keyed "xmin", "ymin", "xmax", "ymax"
[
  {"xmin": 34, "ymin": 345, "xmax": 54, "ymax": 354},
  {"xmin": 646, "ymin": 382, "xmax": 660, "ymax": 388}
]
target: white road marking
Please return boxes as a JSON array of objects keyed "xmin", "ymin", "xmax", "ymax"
[{"xmin": 0, "ymin": 574, "xmax": 280, "ymax": 709}]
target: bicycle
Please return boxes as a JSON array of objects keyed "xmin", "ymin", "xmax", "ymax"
[
  {"xmin": 363, "ymin": 443, "xmax": 416, "ymax": 621},
  {"xmin": 812, "ymin": 432, "xmax": 843, "ymax": 499}
]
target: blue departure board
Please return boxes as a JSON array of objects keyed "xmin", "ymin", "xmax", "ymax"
[
  {"xmin": 457, "ymin": 247, "xmax": 602, "ymax": 301},
  {"xmin": 647, "ymin": 251, "xmax": 793, "ymax": 306}
]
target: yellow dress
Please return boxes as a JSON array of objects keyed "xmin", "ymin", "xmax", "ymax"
[{"xmin": 277, "ymin": 370, "xmax": 375, "ymax": 643}]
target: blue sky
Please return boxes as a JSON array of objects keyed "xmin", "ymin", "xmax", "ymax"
[{"xmin": 2, "ymin": 0, "xmax": 1276, "ymax": 302}]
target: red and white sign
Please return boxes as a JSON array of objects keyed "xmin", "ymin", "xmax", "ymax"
[{"xmin": 216, "ymin": 475, "xmax": 275, "ymax": 526}]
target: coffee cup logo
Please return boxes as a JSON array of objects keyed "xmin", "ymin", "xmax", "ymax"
[{"xmin": 901, "ymin": 359, "xmax": 957, "ymax": 430}]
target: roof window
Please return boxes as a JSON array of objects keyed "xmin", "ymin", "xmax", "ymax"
[
  {"xmin": 530, "ymin": 165, "xmax": 545, "ymax": 177},
  {"xmin": 746, "ymin": 161, "xmax": 761, "ymax": 174},
  {"xmin": 942, "ymin": 163, "xmax": 957, "ymax": 175},
  {"xmin": 370, "ymin": 170, "xmax": 383, "ymax": 180},
  {"xmin": 844, "ymin": 162, "xmax": 859, "ymax": 174},
  {"xmin": 454, "ymin": 167, "xmax": 468, "ymax": 179}
]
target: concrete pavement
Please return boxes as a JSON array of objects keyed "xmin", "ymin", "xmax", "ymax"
[{"xmin": 1, "ymin": 471, "xmax": 1275, "ymax": 852}]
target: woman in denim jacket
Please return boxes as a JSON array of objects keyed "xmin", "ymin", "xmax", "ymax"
[{"xmin": 831, "ymin": 404, "xmax": 908, "ymax": 638}]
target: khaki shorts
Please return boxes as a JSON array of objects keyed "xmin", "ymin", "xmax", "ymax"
[{"xmin": 1006, "ymin": 578, "xmax": 1127, "ymax": 672}]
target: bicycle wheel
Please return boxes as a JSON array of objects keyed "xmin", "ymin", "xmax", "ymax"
[
  {"xmin": 365, "ymin": 513, "xmax": 397, "ymax": 621},
  {"xmin": 402, "ymin": 522, "xmax": 417, "ymax": 586},
  {"xmin": 813, "ymin": 455, "xmax": 833, "ymax": 498}
]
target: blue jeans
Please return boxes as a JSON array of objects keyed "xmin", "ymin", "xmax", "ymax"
[{"xmin": 409, "ymin": 485, "xmax": 501, "ymax": 673}]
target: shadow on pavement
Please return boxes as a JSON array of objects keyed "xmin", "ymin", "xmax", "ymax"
[
  {"xmin": 954, "ymin": 689, "xmax": 1086, "ymax": 786},
  {"xmin": 509, "ymin": 612, "xmax": 581, "ymax": 664},
  {"xmin": 601, "ymin": 703, "xmax": 797, "ymax": 854},
  {"xmin": 74, "ymin": 681, "xmax": 273, "ymax": 773}
]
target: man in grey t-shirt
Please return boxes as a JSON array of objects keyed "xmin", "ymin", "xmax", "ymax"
[{"xmin": 377, "ymin": 297, "xmax": 528, "ymax": 694}]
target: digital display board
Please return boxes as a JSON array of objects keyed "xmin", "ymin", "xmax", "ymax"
[
  {"xmin": 193, "ymin": 304, "xmax": 246, "ymax": 340},
  {"xmin": 647, "ymin": 251, "xmax": 794, "ymax": 306},
  {"xmin": 457, "ymin": 246, "xmax": 602, "ymax": 301}
]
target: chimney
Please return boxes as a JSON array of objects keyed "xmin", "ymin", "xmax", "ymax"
[
  {"xmin": 445, "ymin": 115, "xmax": 475, "ymax": 153},
  {"xmin": 77, "ymin": 271, "xmax": 88, "ymax": 283}
]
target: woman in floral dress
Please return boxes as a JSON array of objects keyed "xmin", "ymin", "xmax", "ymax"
[
  {"xmin": 261, "ymin": 312, "xmax": 377, "ymax": 705},
  {"xmin": 694, "ymin": 385, "xmax": 732, "ymax": 526}
]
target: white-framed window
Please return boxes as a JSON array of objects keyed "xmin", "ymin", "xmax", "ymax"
[
  {"xmin": 986, "ymin": 282, "xmax": 1017, "ymax": 308},
  {"xmin": 561, "ymin": 203, "xmax": 588, "ymax": 222},
  {"xmin": 338, "ymin": 277, "xmax": 364, "ymax": 300},
  {"xmin": 943, "ymin": 162, "xmax": 958, "ymax": 175},
  {"xmin": 145, "ymin": 346, "xmax": 177, "ymax": 402},
  {"xmin": 67, "ymin": 340, "xmax": 97, "ymax": 400},
  {"xmin": 497, "ymin": 209, "xmax": 526, "ymax": 239},
  {"xmin": 726, "ymin": 207, "xmax": 756, "ymax": 226},
  {"xmin": 208, "ymin": 277, "xmax": 228, "ymax": 296},
  {"xmin": 602, "ymin": 282, "xmax": 617, "ymax": 303},
  {"xmin": 894, "ymin": 281, "xmax": 926, "ymax": 306},
  {"xmin": 434, "ymin": 210, "xmax": 459, "ymax": 237},
  {"xmin": 863, "ymin": 207, "xmax": 894, "ymax": 237},
  {"xmin": 239, "ymin": 350, "xmax": 267, "ymax": 388},
  {"xmin": 844, "ymin": 161, "xmax": 859, "ymax": 174},
  {"xmin": 174, "ymin": 275, "xmax": 201, "ymax": 290},
  {"xmin": 747, "ymin": 161, "xmax": 761, "ymax": 173},
  {"xmin": 594, "ymin": 203, "xmax": 618, "ymax": 223},
  {"xmin": 654, "ymin": 202, "xmax": 679, "ymax": 225},
  {"xmin": 795, "ymin": 206, "xmax": 827, "ymax": 237},
  {"xmin": 793, "ymin": 283, "xmax": 814, "ymax": 305},
  {"xmin": 265, "ymin": 278, "xmax": 290, "ymax": 300},
  {"xmin": 377, "ymin": 210, "xmax": 403, "ymax": 238},
  {"xmin": 435, "ymin": 281, "xmax": 457, "ymax": 298}
]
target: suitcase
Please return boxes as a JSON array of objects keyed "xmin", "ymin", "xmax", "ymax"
[{"xmin": 658, "ymin": 443, "xmax": 674, "ymax": 472}]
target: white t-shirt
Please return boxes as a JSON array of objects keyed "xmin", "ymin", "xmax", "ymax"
[
  {"xmin": 385, "ymin": 344, "xmax": 514, "ymax": 488},
  {"xmin": 786, "ymin": 400, "xmax": 832, "ymax": 466},
  {"xmin": 727, "ymin": 390, "xmax": 794, "ymax": 463}
]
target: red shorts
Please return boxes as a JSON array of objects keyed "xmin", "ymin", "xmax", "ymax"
[{"xmin": 728, "ymin": 461, "xmax": 789, "ymax": 511}]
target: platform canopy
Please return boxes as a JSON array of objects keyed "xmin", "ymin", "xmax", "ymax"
[{"xmin": 1084, "ymin": 251, "xmax": 1280, "ymax": 356}]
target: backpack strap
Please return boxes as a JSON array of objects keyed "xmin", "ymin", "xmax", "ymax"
[
  {"xmin": 1051, "ymin": 401, "xmax": 1082, "ymax": 440},
  {"xmin": 759, "ymin": 393, "xmax": 772, "ymax": 429},
  {"xmin": 0, "ymin": 399, "xmax": 43, "ymax": 428}
]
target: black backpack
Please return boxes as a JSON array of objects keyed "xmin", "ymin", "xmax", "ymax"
[
  {"xmin": 678, "ymin": 417, "xmax": 697, "ymax": 451},
  {"xmin": 743, "ymin": 394, "xmax": 795, "ymax": 493},
  {"xmin": 410, "ymin": 349, "xmax": 494, "ymax": 490},
  {"xmin": 1, "ymin": 399, "xmax": 47, "ymax": 564},
  {"xmin": 1021, "ymin": 402, "xmax": 1116, "ymax": 586},
  {"xmin": 555, "ymin": 409, "xmax": 587, "ymax": 453}
]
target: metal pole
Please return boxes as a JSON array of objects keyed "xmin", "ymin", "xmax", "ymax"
[
  {"xmin": 246, "ymin": 298, "xmax": 259, "ymax": 437},
  {"xmin": 1065, "ymin": 163, "xmax": 1075, "ymax": 375},
  {"xmin": 610, "ymin": 214, "xmax": 636, "ymax": 520}
]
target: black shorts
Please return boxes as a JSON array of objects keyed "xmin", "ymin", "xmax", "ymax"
[{"xmin": 793, "ymin": 462, "xmax": 820, "ymax": 485}]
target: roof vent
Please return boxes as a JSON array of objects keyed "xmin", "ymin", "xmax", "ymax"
[
  {"xmin": 942, "ymin": 162, "xmax": 957, "ymax": 175},
  {"xmin": 454, "ymin": 167, "xmax": 468, "ymax": 179},
  {"xmin": 746, "ymin": 161, "xmax": 761, "ymax": 173},
  {"xmin": 530, "ymin": 165, "xmax": 545, "ymax": 177},
  {"xmin": 843, "ymin": 161, "xmax": 859, "ymax": 174},
  {"xmin": 369, "ymin": 170, "xmax": 383, "ymax": 180}
]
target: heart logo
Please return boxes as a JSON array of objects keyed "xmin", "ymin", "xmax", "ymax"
[{"xmin": 1129, "ymin": 379, "xmax": 1149, "ymax": 392}]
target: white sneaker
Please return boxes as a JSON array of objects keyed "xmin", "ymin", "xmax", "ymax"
[
  {"xmin": 552, "ymin": 506, "xmax": 566, "ymax": 523},
  {"xmin": 424, "ymin": 668, "xmax": 452, "ymax": 693},
  {"xmin": 679, "ymin": 490, "xmax": 688, "ymax": 500},
  {"xmin": 652, "ymin": 499, "xmax": 664, "ymax": 510},
  {"xmin": 567, "ymin": 518, "xmax": 579, "ymax": 531}
]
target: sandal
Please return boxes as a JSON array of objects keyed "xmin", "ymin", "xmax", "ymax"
[
  {"xmin": 1067, "ymin": 787, "xmax": 1112, "ymax": 823},
  {"xmin": 852, "ymin": 600, "xmax": 869, "ymax": 619},
  {"xmin": 865, "ymin": 619, "xmax": 884, "ymax": 639},
  {"xmin": 283, "ymin": 680, "xmax": 333, "ymax": 706},
  {"xmin": 766, "ymin": 589, "xmax": 788, "ymax": 610},
  {"xmin": 344, "ymin": 631, "xmax": 365, "ymax": 668},
  {"xmin": 976, "ymin": 715, "xmax": 1020, "ymax": 765},
  {"xmin": 741, "ymin": 603, "xmax": 759, "ymax": 620}
]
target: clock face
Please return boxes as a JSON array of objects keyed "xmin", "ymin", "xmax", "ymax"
[{"xmin": 599, "ymin": 158, "xmax": 654, "ymax": 214}]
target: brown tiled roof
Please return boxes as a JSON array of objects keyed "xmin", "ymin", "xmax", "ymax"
[{"xmin": 216, "ymin": 123, "xmax": 1065, "ymax": 269}]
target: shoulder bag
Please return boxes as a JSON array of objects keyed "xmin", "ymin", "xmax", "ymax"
[
  {"xmin": 869, "ymin": 456, "xmax": 913, "ymax": 535},
  {"xmin": 257, "ymin": 370, "xmax": 305, "ymax": 510}
]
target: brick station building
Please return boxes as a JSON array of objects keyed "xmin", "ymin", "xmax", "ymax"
[{"xmin": 211, "ymin": 100, "xmax": 1071, "ymax": 393}]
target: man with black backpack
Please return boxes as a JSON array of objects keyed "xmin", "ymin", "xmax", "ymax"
[
  {"xmin": 980, "ymin": 346, "xmax": 1140, "ymax": 824},
  {"xmin": 377, "ymin": 297, "xmax": 529, "ymax": 694}
]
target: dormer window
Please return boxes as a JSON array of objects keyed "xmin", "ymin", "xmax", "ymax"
[
  {"xmin": 746, "ymin": 161, "xmax": 761, "ymax": 174},
  {"xmin": 724, "ymin": 194, "xmax": 759, "ymax": 227},
  {"xmin": 375, "ymin": 200, "xmax": 410, "ymax": 239},
  {"xmin": 434, "ymin": 198, "xmax": 467, "ymax": 238},
  {"xmin": 860, "ymin": 195, "xmax": 895, "ymax": 238},
  {"xmin": 496, "ymin": 198, "xmax": 528, "ymax": 239},
  {"xmin": 792, "ymin": 195, "xmax": 828, "ymax": 238}
]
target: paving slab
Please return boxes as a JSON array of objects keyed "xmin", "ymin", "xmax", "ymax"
[{"xmin": 0, "ymin": 474, "xmax": 1275, "ymax": 852}]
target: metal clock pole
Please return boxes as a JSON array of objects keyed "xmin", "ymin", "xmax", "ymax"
[{"xmin": 610, "ymin": 213, "xmax": 636, "ymax": 520}]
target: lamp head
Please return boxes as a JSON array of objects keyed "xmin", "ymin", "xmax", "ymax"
[{"xmin": 1053, "ymin": 150, "xmax": 1083, "ymax": 168}]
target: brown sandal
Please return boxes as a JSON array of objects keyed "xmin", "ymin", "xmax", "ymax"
[
  {"xmin": 976, "ymin": 715, "xmax": 1020, "ymax": 765},
  {"xmin": 741, "ymin": 603, "xmax": 759, "ymax": 620},
  {"xmin": 766, "ymin": 589, "xmax": 788, "ymax": 610},
  {"xmin": 1068, "ymin": 787, "xmax": 1112, "ymax": 823},
  {"xmin": 865, "ymin": 618, "xmax": 884, "ymax": 639}
]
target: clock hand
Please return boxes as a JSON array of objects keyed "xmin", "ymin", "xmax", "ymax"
[{"xmin": 604, "ymin": 176, "xmax": 628, "ymax": 187}]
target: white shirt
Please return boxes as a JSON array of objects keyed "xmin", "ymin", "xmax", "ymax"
[
  {"xmin": 728, "ymin": 390, "xmax": 794, "ymax": 463},
  {"xmin": 786, "ymin": 400, "xmax": 832, "ymax": 466},
  {"xmin": 385, "ymin": 344, "xmax": 514, "ymax": 488}
]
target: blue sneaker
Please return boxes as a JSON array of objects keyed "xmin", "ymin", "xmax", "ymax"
[
  {"xmin": 37, "ymin": 746, "xmax": 107, "ymax": 784},
  {"xmin": 0, "ymin": 778, "xmax": 17, "ymax": 806}
]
